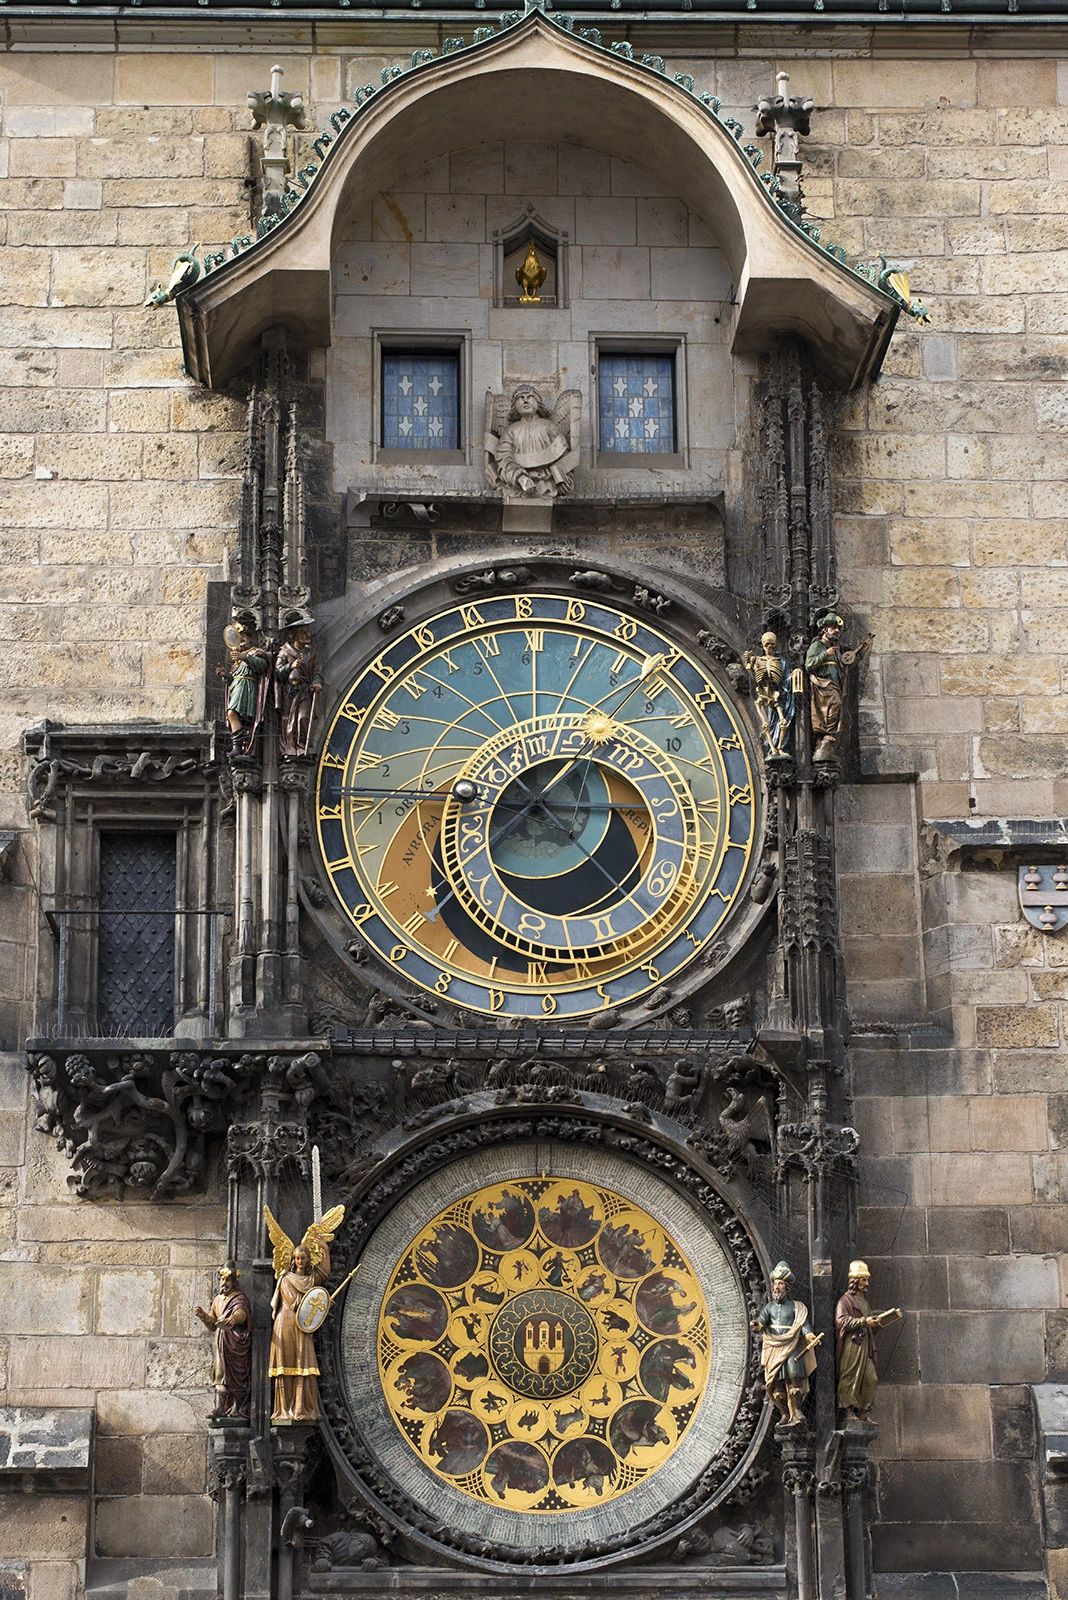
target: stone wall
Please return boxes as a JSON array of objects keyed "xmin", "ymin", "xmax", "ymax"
[{"xmin": 0, "ymin": 27, "xmax": 1066, "ymax": 1584}]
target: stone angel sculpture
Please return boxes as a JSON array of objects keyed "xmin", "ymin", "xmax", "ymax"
[
  {"xmin": 264, "ymin": 1203, "xmax": 350, "ymax": 1424},
  {"xmin": 484, "ymin": 383, "xmax": 581, "ymax": 500}
]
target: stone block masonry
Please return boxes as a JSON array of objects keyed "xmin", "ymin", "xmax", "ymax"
[{"xmin": 0, "ymin": 24, "xmax": 1066, "ymax": 1590}]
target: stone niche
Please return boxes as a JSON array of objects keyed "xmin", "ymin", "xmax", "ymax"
[{"xmin": 328, "ymin": 139, "xmax": 735, "ymax": 497}]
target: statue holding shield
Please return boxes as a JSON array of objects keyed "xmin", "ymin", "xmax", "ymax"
[{"xmin": 263, "ymin": 1204, "xmax": 355, "ymax": 1424}]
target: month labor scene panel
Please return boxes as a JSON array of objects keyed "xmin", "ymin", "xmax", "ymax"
[{"xmin": 342, "ymin": 1142, "xmax": 749, "ymax": 1546}]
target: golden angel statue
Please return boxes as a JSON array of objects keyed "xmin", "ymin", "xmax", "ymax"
[
  {"xmin": 484, "ymin": 384, "xmax": 581, "ymax": 500},
  {"xmin": 264, "ymin": 1203, "xmax": 350, "ymax": 1425}
]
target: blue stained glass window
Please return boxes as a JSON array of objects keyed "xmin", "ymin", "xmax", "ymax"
[
  {"xmin": 598, "ymin": 353, "xmax": 676, "ymax": 454},
  {"xmin": 382, "ymin": 351, "xmax": 460, "ymax": 450}
]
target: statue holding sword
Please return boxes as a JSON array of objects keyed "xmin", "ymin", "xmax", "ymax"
[{"xmin": 264, "ymin": 1163, "xmax": 358, "ymax": 1425}]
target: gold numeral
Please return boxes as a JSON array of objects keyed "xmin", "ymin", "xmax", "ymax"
[
  {"xmin": 442, "ymin": 937, "xmax": 459, "ymax": 961},
  {"xmin": 372, "ymin": 707, "xmax": 401, "ymax": 730},
  {"xmin": 480, "ymin": 635, "xmax": 501, "ymax": 658},
  {"xmin": 339, "ymin": 701, "xmax": 365, "ymax": 725},
  {"xmin": 388, "ymin": 944, "xmax": 408, "ymax": 964},
  {"xmin": 442, "ymin": 650, "xmax": 459, "ymax": 674},
  {"xmin": 565, "ymin": 599, "xmax": 585, "ymax": 622},
  {"xmin": 489, "ymin": 988, "xmax": 505, "ymax": 1011},
  {"xmin": 325, "ymin": 855, "xmax": 351, "ymax": 872},
  {"xmin": 461, "ymin": 605, "xmax": 486, "ymax": 629},
  {"xmin": 614, "ymin": 619, "xmax": 638, "ymax": 642},
  {"xmin": 378, "ymin": 879, "xmax": 399, "ymax": 897},
  {"xmin": 524, "ymin": 629, "xmax": 544, "ymax": 653},
  {"xmin": 402, "ymin": 912, "xmax": 424, "ymax": 935},
  {"xmin": 353, "ymin": 841, "xmax": 377, "ymax": 860},
  {"xmin": 542, "ymin": 993, "xmax": 557, "ymax": 1015},
  {"xmin": 515, "ymin": 596, "xmax": 533, "ymax": 621},
  {"xmin": 527, "ymin": 961, "xmax": 548, "ymax": 985},
  {"xmin": 610, "ymin": 651, "xmax": 628, "ymax": 674},
  {"xmin": 321, "ymin": 751, "xmax": 344, "ymax": 767},
  {"xmin": 352, "ymin": 749, "xmax": 384, "ymax": 773},
  {"xmin": 404, "ymin": 674, "xmax": 428, "ymax": 700},
  {"xmin": 587, "ymin": 913, "xmax": 616, "ymax": 941},
  {"xmin": 413, "ymin": 625, "xmax": 435, "ymax": 649},
  {"xmin": 669, "ymin": 711, "xmax": 695, "ymax": 729},
  {"xmin": 435, "ymin": 971, "xmax": 452, "ymax": 994}
]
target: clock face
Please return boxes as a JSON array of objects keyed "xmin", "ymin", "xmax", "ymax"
[
  {"xmin": 374, "ymin": 1175, "xmax": 710, "ymax": 1514},
  {"xmin": 341, "ymin": 1143, "xmax": 751, "ymax": 1553},
  {"xmin": 315, "ymin": 591, "xmax": 757, "ymax": 1019}
]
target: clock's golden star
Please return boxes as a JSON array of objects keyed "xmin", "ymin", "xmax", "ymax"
[{"xmin": 583, "ymin": 711, "xmax": 617, "ymax": 747}]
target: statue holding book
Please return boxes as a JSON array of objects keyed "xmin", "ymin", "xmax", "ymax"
[{"xmin": 835, "ymin": 1259, "xmax": 902, "ymax": 1422}]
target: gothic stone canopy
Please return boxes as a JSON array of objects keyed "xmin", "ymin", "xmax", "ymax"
[{"xmin": 175, "ymin": 9, "xmax": 901, "ymax": 390}]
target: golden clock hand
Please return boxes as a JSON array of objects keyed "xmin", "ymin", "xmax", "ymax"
[
  {"xmin": 583, "ymin": 653, "xmax": 667, "ymax": 720},
  {"xmin": 538, "ymin": 660, "xmax": 666, "ymax": 806}
]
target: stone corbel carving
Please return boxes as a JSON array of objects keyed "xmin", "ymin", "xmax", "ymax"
[
  {"xmin": 484, "ymin": 384, "xmax": 580, "ymax": 500},
  {"xmin": 27, "ymin": 1048, "xmax": 263, "ymax": 1199}
]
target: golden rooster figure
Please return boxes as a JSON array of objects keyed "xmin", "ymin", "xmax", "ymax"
[
  {"xmin": 264, "ymin": 1203, "xmax": 346, "ymax": 1424},
  {"xmin": 516, "ymin": 239, "xmax": 546, "ymax": 303}
]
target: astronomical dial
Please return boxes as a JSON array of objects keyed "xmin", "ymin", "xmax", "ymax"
[{"xmin": 314, "ymin": 592, "xmax": 757, "ymax": 1019}]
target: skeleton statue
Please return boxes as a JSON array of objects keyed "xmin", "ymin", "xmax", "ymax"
[
  {"xmin": 743, "ymin": 630, "xmax": 795, "ymax": 758},
  {"xmin": 484, "ymin": 384, "xmax": 580, "ymax": 500}
]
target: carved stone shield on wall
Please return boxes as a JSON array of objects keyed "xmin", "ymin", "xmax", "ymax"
[{"xmin": 1018, "ymin": 864, "xmax": 1068, "ymax": 933}]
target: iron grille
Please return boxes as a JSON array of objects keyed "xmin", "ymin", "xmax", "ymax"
[{"xmin": 97, "ymin": 832, "xmax": 177, "ymax": 1037}]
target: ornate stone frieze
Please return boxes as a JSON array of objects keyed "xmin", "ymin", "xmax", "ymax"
[{"xmin": 26, "ymin": 1046, "xmax": 263, "ymax": 1198}]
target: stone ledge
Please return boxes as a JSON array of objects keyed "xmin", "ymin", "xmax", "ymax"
[
  {"xmin": 876, "ymin": 1577, "xmax": 1047, "ymax": 1600},
  {"xmin": 0, "ymin": 1407, "xmax": 93, "ymax": 1492},
  {"xmin": 85, "ymin": 1558, "xmax": 215, "ymax": 1600},
  {"xmin": 308, "ymin": 1571, "xmax": 786, "ymax": 1596}
]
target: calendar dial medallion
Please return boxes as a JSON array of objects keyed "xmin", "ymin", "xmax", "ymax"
[{"xmin": 315, "ymin": 592, "xmax": 757, "ymax": 1019}]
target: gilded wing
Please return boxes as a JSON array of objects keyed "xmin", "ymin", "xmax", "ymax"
[
  {"xmin": 264, "ymin": 1204, "xmax": 296, "ymax": 1280},
  {"xmin": 886, "ymin": 269, "xmax": 911, "ymax": 306},
  {"xmin": 301, "ymin": 1202, "xmax": 346, "ymax": 1270}
]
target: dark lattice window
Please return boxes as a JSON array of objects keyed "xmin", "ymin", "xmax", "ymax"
[{"xmin": 97, "ymin": 832, "xmax": 176, "ymax": 1037}]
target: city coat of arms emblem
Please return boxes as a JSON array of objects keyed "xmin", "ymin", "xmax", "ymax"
[{"xmin": 1018, "ymin": 864, "xmax": 1068, "ymax": 933}]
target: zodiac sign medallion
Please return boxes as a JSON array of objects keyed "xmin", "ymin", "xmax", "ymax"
[{"xmin": 375, "ymin": 1176, "xmax": 710, "ymax": 1514}]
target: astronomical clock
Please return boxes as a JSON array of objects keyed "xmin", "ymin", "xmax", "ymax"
[
  {"xmin": 304, "ymin": 563, "xmax": 776, "ymax": 1571},
  {"xmin": 314, "ymin": 588, "xmax": 758, "ymax": 1021}
]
